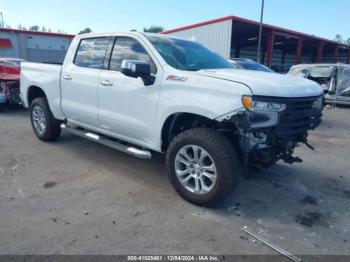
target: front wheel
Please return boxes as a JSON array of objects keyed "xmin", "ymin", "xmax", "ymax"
[
  {"xmin": 166, "ymin": 128, "xmax": 241, "ymax": 206},
  {"xmin": 30, "ymin": 97, "xmax": 61, "ymax": 141}
]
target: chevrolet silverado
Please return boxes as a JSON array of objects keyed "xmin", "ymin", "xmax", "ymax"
[{"xmin": 20, "ymin": 32, "xmax": 323, "ymax": 206}]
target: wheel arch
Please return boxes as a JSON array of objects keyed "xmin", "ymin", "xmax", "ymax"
[
  {"xmin": 27, "ymin": 85, "xmax": 46, "ymax": 106},
  {"xmin": 160, "ymin": 112, "xmax": 216, "ymax": 152}
]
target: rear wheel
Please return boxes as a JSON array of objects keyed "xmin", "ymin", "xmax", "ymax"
[
  {"xmin": 166, "ymin": 128, "xmax": 241, "ymax": 206},
  {"xmin": 30, "ymin": 97, "xmax": 61, "ymax": 141}
]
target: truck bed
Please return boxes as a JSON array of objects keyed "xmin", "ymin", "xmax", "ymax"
[{"xmin": 20, "ymin": 62, "xmax": 63, "ymax": 117}]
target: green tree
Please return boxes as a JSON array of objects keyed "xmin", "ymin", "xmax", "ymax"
[
  {"xmin": 143, "ymin": 25, "xmax": 164, "ymax": 33},
  {"xmin": 78, "ymin": 27, "xmax": 93, "ymax": 35}
]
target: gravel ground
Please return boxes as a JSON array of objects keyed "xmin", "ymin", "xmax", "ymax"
[{"xmin": 0, "ymin": 106, "xmax": 349, "ymax": 256}]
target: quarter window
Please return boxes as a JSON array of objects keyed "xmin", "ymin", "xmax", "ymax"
[
  {"xmin": 74, "ymin": 38, "xmax": 109, "ymax": 69},
  {"xmin": 109, "ymin": 37, "xmax": 156, "ymax": 74}
]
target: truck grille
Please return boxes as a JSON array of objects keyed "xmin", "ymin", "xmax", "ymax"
[{"xmin": 254, "ymin": 96, "xmax": 323, "ymax": 140}]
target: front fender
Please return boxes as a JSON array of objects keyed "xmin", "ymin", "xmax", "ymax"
[{"xmin": 153, "ymin": 72, "xmax": 252, "ymax": 151}]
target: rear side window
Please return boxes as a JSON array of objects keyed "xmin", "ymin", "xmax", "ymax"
[
  {"xmin": 74, "ymin": 37, "xmax": 109, "ymax": 69},
  {"xmin": 109, "ymin": 37, "xmax": 156, "ymax": 74}
]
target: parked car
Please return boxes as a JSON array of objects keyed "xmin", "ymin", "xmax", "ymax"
[
  {"xmin": 0, "ymin": 58, "xmax": 24, "ymax": 106},
  {"xmin": 20, "ymin": 32, "xmax": 323, "ymax": 206},
  {"xmin": 228, "ymin": 58, "xmax": 274, "ymax": 73},
  {"xmin": 288, "ymin": 64, "xmax": 350, "ymax": 106},
  {"xmin": 271, "ymin": 65, "xmax": 291, "ymax": 74}
]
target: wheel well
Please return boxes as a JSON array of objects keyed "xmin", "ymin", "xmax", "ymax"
[
  {"xmin": 161, "ymin": 113, "xmax": 216, "ymax": 151},
  {"xmin": 28, "ymin": 86, "xmax": 46, "ymax": 106}
]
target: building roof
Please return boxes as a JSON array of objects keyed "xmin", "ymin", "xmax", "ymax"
[
  {"xmin": 0, "ymin": 28, "xmax": 75, "ymax": 38},
  {"xmin": 163, "ymin": 15, "xmax": 349, "ymax": 48}
]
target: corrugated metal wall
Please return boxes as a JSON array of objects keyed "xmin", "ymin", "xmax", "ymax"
[
  {"xmin": 168, "ymin": 20, "xmax": 233, "ymax": 59},
  {"xmin": 0, "ymin": 31, "xmax": 72, "ymax": 63},
  {"xmin": 27, "ymin": 49, "xmax": 68, "ymax": 63}
]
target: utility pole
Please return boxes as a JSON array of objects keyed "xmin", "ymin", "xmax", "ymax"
[
  {"xmin": 0, "ymin": 12, "xmax": 4, "ymax": 28},
  {"xmin": 257, "ymin": 0, "xmax": 265, "ymax": 63}
]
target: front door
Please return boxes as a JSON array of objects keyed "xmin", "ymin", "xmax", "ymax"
[{"xmin": 98, "ymin": 37, "xmax": 161, "ymax": 148}]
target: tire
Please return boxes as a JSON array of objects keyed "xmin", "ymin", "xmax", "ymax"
[
  {"xmin": 30, "ymin": 97, "xmax": 61, "ymax": 141},
  {"xmin": 166, "ymin": 128, "xmax": 241, "ymax": 206}
]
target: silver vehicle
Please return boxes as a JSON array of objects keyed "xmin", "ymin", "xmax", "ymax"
[{"xmin": 288, "ymin": 64, "xmax": 350, "ymax": 106}]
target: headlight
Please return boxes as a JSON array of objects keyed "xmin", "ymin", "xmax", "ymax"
[
  {"xmin": 242, "ymin": 95, "xmax": 286, "ymax": 112},
  {"xmin": 312, "ymin": 97, "xmax": 323, "ymax": 110}
]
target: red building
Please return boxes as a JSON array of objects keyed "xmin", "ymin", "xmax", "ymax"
[{"xmin": 163, "ymin": 16, "xmax": 350, "ymax": 71}]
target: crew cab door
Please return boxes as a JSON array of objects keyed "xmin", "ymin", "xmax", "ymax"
[
  {"xmin": 60, "ymin": 37, "xmax": 109, "ymax": 127},
  {"xmin": 98, "ymin": 36, "xmax": 161, "ymax": 148}
]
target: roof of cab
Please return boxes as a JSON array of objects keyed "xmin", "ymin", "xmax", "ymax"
[{"xmin": 75, "ymin": 31, "xmax": 192, "ymax": 41}]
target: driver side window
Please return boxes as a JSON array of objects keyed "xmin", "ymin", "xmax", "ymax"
[{"xmin": 109, "ymin": 37, "xmax": 157, "ymax": 74}]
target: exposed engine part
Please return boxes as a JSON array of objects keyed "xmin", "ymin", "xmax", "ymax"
[
  {"xmin": 230, "ymin": 95, "xmax": 323, "ymax": 167},
  {"xmin": 302, "ymin": 138, "xmax": 316, "ymax": 151},
  {"xmin": 276, "ymin": 140, "xmax": 303, "ymax": 164}
]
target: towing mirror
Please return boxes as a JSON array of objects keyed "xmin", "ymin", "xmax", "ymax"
[
  {"xmin": 121, "ymin": 60, "xmax": 151, "ymax": 78},
  {"xmin": 121, "ymin": 60, "xmax": 154, "ymax": 86}
]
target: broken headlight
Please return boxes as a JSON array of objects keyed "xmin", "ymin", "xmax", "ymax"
[
  {"xmin": 242, "ymin": 96, "xmax": 286, "ymax": 112},
  {"xmin": 312, "ymin": 97, "xmax": 323, "ymax": 110}
]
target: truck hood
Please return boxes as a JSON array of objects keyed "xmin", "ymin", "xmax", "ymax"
[{"xmin": 196, "ymin": 69, "xmax": 323, "ymax": 97}]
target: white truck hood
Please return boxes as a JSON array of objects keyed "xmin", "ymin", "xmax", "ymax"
[{"xmin": 196, "ymin": 69, "xmax": 323, "ymax": 98}]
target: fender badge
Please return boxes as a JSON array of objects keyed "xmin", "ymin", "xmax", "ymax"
[{"xmin": 166, "ymin": 75, "xmax": 188, "ymax": 82}]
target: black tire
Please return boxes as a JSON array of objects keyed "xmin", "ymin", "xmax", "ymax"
[
  {"xmin": 166, "ymin": 128, "xmax": 241, "ymax": 206},
  {"xmin": 30, "ymin": 97, "xmax": 61, "ymax": 141}
]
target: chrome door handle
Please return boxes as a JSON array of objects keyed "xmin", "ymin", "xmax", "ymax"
[
  {"xmin": 63, "ymin": 75, "xmax": 72, "ymax": 80},
  {"xmin": 100, "ymin": 80, "xmax": 113, "ymax": 86}
]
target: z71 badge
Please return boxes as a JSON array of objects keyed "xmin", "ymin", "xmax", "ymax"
[{"xmin": 166, "ymin": 75, "xmax": 188, "ymax": 82}]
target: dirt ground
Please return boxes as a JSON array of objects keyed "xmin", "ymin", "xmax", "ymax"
[{"xmin": 0, "ymin": 106, "xmax": 349, "ymax": 256}]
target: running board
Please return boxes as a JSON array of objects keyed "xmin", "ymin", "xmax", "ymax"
[{"xmin": 60, "ymin": 123, "xmax": 152, "ymax": 159}]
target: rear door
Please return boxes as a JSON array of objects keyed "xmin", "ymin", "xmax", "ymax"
[
  {"xmin": 98, "ymin": 36, "xmax": 161, "ymax": 148},
  {"xmin": 60, "ymin": 37, "xmax": 109, "ymax": 127}
]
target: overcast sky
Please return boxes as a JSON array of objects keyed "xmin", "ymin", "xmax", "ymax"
[{"xmin": 0, "ymin": 0, "xmax": 349, "ymax": 40}]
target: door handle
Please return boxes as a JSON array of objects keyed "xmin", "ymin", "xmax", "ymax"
[
  {"xmin": 100, "ymin": 80, "xmax": 113, "ymax": 86},
  {"xmin": 63, "ymin": 75, "xmax": 72, "ymax": 80}
]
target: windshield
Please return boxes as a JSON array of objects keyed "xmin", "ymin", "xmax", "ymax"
[
  {"xmin": 147, "ymin": 36, "xmax": 234, "ymax": 71},
  {"xmin": 289, "ymin": 65, "xmax": 334, "ymax": 78},
  {"xmin": 309, "ymin": 66, "xmax": 333, "ymax": 78},
  {"xmin": 235, "ymin": 60, "xmax": 273, "ymax": 73}
]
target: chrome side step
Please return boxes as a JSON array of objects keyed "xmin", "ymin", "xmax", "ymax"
[{"xmin": 60, "ymin": 123, "xmax": 152, "ymax": 159}]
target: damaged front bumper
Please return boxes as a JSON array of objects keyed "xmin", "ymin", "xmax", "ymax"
[{"xmin": 232, "ymin": 95, "xmax": 323, "ymax": 166}]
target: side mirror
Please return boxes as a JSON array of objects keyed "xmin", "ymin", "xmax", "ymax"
[
  {"xmin": 121, "ymin": 60, "xmax": 154, "ymax": 86},
  {"xmin": 121, "ymin": 60, "xmax": 151, "ymax": 77}
]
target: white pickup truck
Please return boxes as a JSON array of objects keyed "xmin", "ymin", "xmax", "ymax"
[{"xmin": 20, "ymin": 32, "xmax": 323, "ymax": 206}]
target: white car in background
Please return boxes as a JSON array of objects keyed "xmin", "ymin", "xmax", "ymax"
[{"xmin": 228, "ymin": 58, "xmax": 274, "ymax": 73}]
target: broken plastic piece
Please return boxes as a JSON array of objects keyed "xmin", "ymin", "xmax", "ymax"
[{"xmin": 242, "ymin": 226, "xmax": 302, "ymax": 262}]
